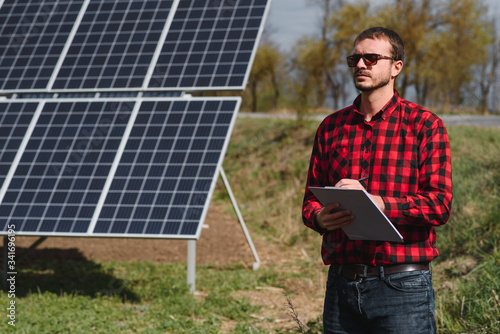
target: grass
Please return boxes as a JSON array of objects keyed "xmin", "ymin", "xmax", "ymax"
[
  {"xmin": 1, "ymin": 118, "xmax": 499, "ymax": 333},
  {"xmin": 433, "ymin": 126, "xmax": 500, "ymax": 333},
  {"xmin": 1, "ymin": 260, "xmax": 274, "ymax": 333}
]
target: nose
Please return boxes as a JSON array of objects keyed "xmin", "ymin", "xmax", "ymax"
[{"xmin": 356, "ymin": 57, "xmax": 367, "ymax": 68}]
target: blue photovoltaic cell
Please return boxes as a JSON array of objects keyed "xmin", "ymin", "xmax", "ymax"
[
  {"xmin": 0, "ymin": 102, "xmax": 39, "ymax": 188},
  {"xmin": 52, "ymin": 0, "xmax": 174, "ymax": 90},
  {"xmin": 0, "ymin": 0, "xmax": 85, "ymax": 91},
  {"xmin": 93, "ymin": 98, "xmax": 238, "ymax": 237},
  {"xmin": 148, "ymin": 0, "xmax": 268, "ymax": 90},
  {"xmin": 0, "ymin": 100, "xmax": 133, "ymax": 234}
]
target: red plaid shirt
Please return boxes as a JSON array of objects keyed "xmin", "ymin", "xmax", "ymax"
[{"xmin": 302, "ymin": 91, "xmax": 453, "ymax": 265}]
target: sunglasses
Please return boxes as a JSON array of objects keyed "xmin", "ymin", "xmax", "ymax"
[{"xmin": 346, "ymin": 53, "xmax": 395, "ymax": 67}]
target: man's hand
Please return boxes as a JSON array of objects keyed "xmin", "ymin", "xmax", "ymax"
[
  {"xmin": 315, "ymin": 178, "xmax": 387, "ymax": 231},
  {"xmin": 335, "ymin": 178, "xmax": 365, "ymax": 190},
  {"xmin": 335, "ymin": 178, "xmax": 386, "ymax": 213},
  {"xmin": 315, "ymin": 202, "xmax": 354, "ymax": 231}
]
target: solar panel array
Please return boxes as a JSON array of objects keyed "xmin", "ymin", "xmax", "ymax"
[
  {"xmin": 0, "ymin": 97, "xmax": 240, "ymax": 239},
  {"xmin": 0, "ymin": 0, "xmax": 270, "ymax": 239},
  {"xmin": 0, "ymin": 0, "xmax": 270, "ymax": 93}
]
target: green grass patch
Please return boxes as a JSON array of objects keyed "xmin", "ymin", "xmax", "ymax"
[{"xmin": 0, "ymin": 261, "xmax": 271, "ymax": 333}]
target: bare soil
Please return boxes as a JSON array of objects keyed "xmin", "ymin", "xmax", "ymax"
[
  {"xmin": 5, "ymin": 203, "xmax": 324, "ymax": 331},
  {"xmin": 12, "ymin": 205, "xmax": 256, "ymax": 265}
]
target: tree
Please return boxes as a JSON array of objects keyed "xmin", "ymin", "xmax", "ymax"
[
  {"xmin": 290, "ymin": 37, "xmax": 331, "ymax": 109},
  {"xmin": 333, "ymin": 0, "xmax": 495, "ymax": 112},
  {"xmin": 427, "ymin": 0, "xmax": 493, "ymax": 110},
  {"xmin": 246, "ymin": 43, "xmax": 284, "ymax": 112},
  {"xmin": 329, "ymin": 2, "xmax": 372, "ymax": 106},
  {"xmin": 256, "ymin": 0, "xmax": 498, "ymax": 114},
  {"xmin": 374, "ymin": 0, "xmax": 435, "ymax": 101},
  {"xmin": 475, "ymin": 19, "xmax": 498, "ymax": 114}
]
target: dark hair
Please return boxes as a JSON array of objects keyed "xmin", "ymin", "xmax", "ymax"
[{"xmin": 354, "ymin": 27, "xmax": 405, "ymax": 62}]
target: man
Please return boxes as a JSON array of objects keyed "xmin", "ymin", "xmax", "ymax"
[{"xmin": 302, "ymin": 27, "xmax": 452, "ymax": 333}]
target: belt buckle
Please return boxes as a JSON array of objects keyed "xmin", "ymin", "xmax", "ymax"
[
  {"xmin": 354, "ymin": 264, "xmax": 369, "ymax": 277},
  {"xmin": 343, "ymin": 272, "xmax": 357, "ymax": 281},
  {"xmin": 340, "ymin": 267, "xmax": 358, "ymax": 281}
]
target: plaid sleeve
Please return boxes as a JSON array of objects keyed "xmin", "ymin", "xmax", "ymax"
[
  {"xmin": 383, "ymin": 116, "xmax": 452, "ymax": 226},
  {"xmin": 302, "ymin": 121, "xmax": 329, "ymax": 234}
]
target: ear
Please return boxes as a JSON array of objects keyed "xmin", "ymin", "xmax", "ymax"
[{"xmin": 392, "ymin": 60, "xmax": 403, "ymax": 78}]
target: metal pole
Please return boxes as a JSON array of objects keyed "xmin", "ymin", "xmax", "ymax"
[
  {"xmin": 17, "ymin": 236, "xmax": 47, "ymax": 263},
  {"xmin": 220, "ymin": 168, "xmax": 260, "ymax": 270},
  {"xmin": 187, "ymin": 239, "xmax": 196, "ymax": 293}
]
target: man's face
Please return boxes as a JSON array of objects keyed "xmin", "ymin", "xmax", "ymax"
[{"xmin": 351, "ymin": 38, "xmax": 395, "ymax": 92}]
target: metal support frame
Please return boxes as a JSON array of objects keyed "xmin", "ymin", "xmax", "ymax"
[
  {"xmin": 186, "ymin": 168, "xmax": 260, "ymax": 293},
  {"xmin": 219, "ymin": 168, "xmax": 260, "ymax": 270},
  {"xmin": 187, "ymin": 240, "xmax": 196, "ymax": 293},
  {"xmin": 17, "ymin": 236, "xmax": 48, "ymax": 263}
]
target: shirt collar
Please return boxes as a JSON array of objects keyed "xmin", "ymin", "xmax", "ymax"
[{"xmin": 352, "ymin": 90, "xmax": 400, "ymax": 122}]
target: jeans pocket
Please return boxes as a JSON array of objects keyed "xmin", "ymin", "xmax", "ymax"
[{"xmin": 384, "ymin": 271, "xmax": 431, "ymax": 293}]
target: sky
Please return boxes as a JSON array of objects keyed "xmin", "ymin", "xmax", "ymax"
[
  {"xmin": 265, "ymin": 0, "xmax": 387, "ymax": 51},
  {"xmin": 266, "ymin": 0, "xmax": 500, "ymax": 52},
  {"xmin": 265, "ymin": 0, "xmax": 320, "ymax": 51}
]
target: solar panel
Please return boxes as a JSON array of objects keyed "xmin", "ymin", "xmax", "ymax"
[
  {"xmin": 0, "ymin": 97, "xmax": 240, "ymax": 239},
  {"xmin": 93, "ymin": 98, "xmax": 239, "ymax": 238},
  {"xmin": 148, "ymin": 0, "xmax": 270, "ymax": 90},
  {"xmin": 0, "ymin": 99, "xmax": 134, "ymax": 235},
  {"xmin": 52, "ymin": 0, "xmax": 175, "ymax": 91},
  {"xmin": 0, "ymin": 0, "xmax": 271, "ymax": 93},
  {"xmin": 0, "ymin": 101, "xmax": 40, "ymax": 189},
  {"xmin": 0, "ymin": 0, "xmax": 85, "ymax": 91}
]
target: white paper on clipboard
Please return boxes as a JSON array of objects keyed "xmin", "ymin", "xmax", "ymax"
[{"xmin": 309, "ymin": 186, "xmax": 404, "ymax": 243}]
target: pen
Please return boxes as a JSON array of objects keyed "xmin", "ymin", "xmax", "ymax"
[{"xmin": 358, "ymin": 176, "xmax": 369, "ymax": 182}]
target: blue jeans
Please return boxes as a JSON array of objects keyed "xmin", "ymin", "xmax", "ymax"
[{"xmin": 323, "ymin": 265, "xmax": 436, "ymax": 334}]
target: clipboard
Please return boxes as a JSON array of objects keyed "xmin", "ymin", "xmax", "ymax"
[{"xmin": 309, "ymin": 186, "xmax": 404, "ymax": 243}]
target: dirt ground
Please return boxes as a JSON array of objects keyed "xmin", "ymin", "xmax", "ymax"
[{"xmin": 6, "ymin": 204, "xmax": 325, "ymax": 332}]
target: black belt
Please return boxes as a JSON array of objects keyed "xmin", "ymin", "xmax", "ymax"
[{"xmin": 333, "ymin": 263, "xmax": 430, "ymax": 281}]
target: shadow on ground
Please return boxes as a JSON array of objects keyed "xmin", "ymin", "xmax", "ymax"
[{"xmin": 1, "ymin": 246, "xmax": 139, "ymax": 301}]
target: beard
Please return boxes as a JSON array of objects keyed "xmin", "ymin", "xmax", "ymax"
[{"xmin": 353, "ymin": 69, "xmax": 392, "ymax": 92}]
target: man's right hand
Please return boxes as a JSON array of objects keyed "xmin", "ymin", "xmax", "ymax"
[{"xmin": 315, "ymin": 203, "xmax": 354, "ymax": 231}]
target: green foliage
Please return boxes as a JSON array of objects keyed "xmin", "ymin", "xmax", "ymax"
[
  {"xmin": 435, "ymin": 252, "xmax": 500, "ymax": 332},
  {"xmin": 219, "ymin": 117, "xmax": 318, "ymax": 243},
  {"xmin": 430, "ymin": 126, "xmax": 500, "ymax": 332},
  {"xmin": 243, "ymin": 43, "xmax": 285, "ymax": 112},
  {"xmin": 0, "ymin": 261, "xmax": 268, "ymax": 333},
  {"xmin": 438, "ymin": 126, "xmax": 500, "ymax": 257}
]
